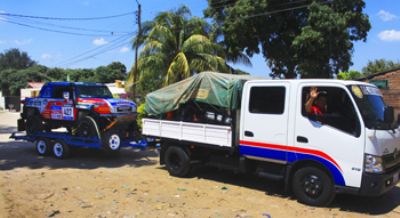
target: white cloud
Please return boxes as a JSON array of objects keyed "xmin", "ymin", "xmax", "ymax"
[
  {"xmin": 378, "ymin": 30, "xmax": 400, "ymax": 41},
  {"xmin": 41, "ymin": 53, "xmax": 52, "ymax": 60},
  {"xmin": 14, "ymin": 39, "xmax": 32, "ymax": 45},
  {"xmin": 92, "ymin": 37, "xmax": 108, "ymax": 46},
  {"xmin": 377, "ymin": 10, "xmax": 398, "ymax": 22},
  {"xmin": 119, "ymin": 46, "xmax": 130, "ymax": 53}
]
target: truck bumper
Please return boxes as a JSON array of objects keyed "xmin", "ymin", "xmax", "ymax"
[{"xmin": 358, "ymin": 166, "xmax": 400, "ymax": 196}]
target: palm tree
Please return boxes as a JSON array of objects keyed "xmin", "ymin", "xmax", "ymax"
[{"xmin": 127, "ymin": 6, "xmax": 232, "ymax": 94}]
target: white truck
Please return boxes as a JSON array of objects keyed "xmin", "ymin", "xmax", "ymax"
[{"xmin": 143, "ymin": 75, "xmax": 400, "ymax": 206}]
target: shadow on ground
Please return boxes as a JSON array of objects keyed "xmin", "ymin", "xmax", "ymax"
[
  {"xmin": 170, "ymin": 165, "xmax": 400, "ymax": 216},
  {"xmin": 0, "ymin": 140, "xmax": 158, "ymax": 171}
]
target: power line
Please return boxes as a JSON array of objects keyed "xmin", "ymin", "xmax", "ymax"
[
  {"xmin": 1, "ymin": 18, "xmax": 123, "ymax": 37},
  {"xmin": 5, "ymin": 16, "xmax": 131, "ymax": 35},
  {"xmin": 56, "ymin": 33, "xmax": 134, "ymax": 66},
  {"xmin": 242, "ymin": 3, "xmax": 313, "ymax": 19},
  {"xmin": 63, "ymin": 37, "xmax": 133, "ymax": 67},
  {"xmin": 59, "ymin": 34, "xmax": 134, "ymax": 67},
  {"xmin": 0, "ymin": 11, "xmax": 134, "ymax": 21}
]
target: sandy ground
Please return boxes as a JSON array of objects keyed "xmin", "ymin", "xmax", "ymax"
[{"xmin": 0, "ymin": 112, "xmax": 400, "ymax": 218}]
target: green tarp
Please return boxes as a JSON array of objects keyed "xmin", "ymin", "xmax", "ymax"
[{"xmin": 144, "ymin": 71, "xmax": 259, "ymax": 115}]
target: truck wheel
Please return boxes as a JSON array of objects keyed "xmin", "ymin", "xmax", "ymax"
[
  {"xmin": 102, "ymin": 130, "xmax": 121, "ymax": 153},
  {"xmin": 292, "ymin": 166, "xmax": 335, "ymax": 206},
  {"xmin": 77, "ymin": 116, "xmax": 98, "ymax": 138},
  {"xmin": 35, "ymin": 138, "xmax": 51, "ymax": 156},
  {"xmin": 165, "ymin": 146, "xmax": 191, "ymax": 177},
  {"xmin": 52, "ymin": 141, "xmax": 71, "ymax": 159},
  {"xmin": 26, "ymin": 116, "xmax": 42, "ymax": 135}
]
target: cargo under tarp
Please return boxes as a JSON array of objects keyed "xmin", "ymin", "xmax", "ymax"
[{"xmin": 144, "ymin": 71, "xmax": 259, "ymax": 116}]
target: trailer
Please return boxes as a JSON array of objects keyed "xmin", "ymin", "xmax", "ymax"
[{"xmin": 10, "ymin": 130, "xmax": 149, "ymax": 159}]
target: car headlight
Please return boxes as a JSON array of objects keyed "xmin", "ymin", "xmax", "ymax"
[{"xmin": 364, "ymin": 154, "xmax": 383, "ymax": 173}]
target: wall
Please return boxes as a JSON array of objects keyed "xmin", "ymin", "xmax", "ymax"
[{"xmin": 362, "ymin": 69, "xmax": 400, "ymax": 114}]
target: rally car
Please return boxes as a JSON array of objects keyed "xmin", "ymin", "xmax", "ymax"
[{"xmin": 19, "ymin": 82, "xmax": 137, "ymax": 151}]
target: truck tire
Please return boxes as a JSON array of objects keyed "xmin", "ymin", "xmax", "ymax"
[
  {"xmin": 164, "ymin": 146, "xmax": 191, "ymax": 177},
  {"xmin": 292, "ymin": 166, "xmax": 335, "ymax": 206},
  {"xmin": 102, "ymin": 130, "xmax": 121, "ymax": 153},
  {"xmin": 26, "ymin": 116, "xmax": 42, "ymax": 135},
  {"xmin": 52, "ymin": 140, "xmax": 71, "ymax": 159},
  {"xmin": 35, "ymin": 138, "xmax": 51, "ymax": 156}
]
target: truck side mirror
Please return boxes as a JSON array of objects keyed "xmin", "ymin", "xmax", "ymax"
[
  {"xmin": 63, "ymin": 91, "xmax": 70, "ymax": 100},
  {"xmin": 384, "ymin": 106, "xmax": 394, "ymax": 124}
]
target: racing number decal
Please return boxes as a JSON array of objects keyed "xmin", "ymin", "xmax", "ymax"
[{"xmin": 62, "ymin": 105, "xmax": 74, "ymax": 120}]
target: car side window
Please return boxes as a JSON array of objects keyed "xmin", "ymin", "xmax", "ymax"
[
  {"xmin": 302, "ymin": 86, "xmax": 361, "ymax": 137},
  {"xmin": 249, "ymin": 86, "xmax": 286, "ymax": 114},
  {"xmin": 39, "ymin": 85, "xmax": 52, "ymax": 98},
  {"xmin": 52, "ymin": 86, "xmax": 73, "ymax": 99}
]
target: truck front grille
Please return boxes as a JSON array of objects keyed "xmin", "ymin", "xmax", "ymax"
[{"xmin": 383, "ymin": 150, "xmax": 400, "ymax": 171}]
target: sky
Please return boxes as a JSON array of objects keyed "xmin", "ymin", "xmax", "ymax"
[{"xmin": 0, "ymin": 0, "xmax": 399, "ymax": 77}]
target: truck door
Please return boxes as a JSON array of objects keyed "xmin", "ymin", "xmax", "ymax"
[
  {"xmin": 293, "ymin": 84, "xmax": 365, "ymax": 188},
  {"xmin": 49, "ymin": 85, "xmax": 76, "ymax": 121},
  {"xmin": 240, "ymin": 82, "xmax": 290, "ymax": 163}
]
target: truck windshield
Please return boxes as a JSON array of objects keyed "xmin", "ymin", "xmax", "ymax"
[
  {"xmin": 76, "ymin": 86, "xmax": 113, "ymax": 98},
  {"xmin": 348, "ymin": 85, "xmax": 398, "ymax": 130}
]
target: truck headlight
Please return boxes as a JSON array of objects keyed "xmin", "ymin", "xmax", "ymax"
[{"xmin": 364, "ymin": 154, "xmax": 383, "ymax": 173}]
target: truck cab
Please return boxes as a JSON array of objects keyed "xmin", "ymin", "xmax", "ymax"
[
  {"xmin": 142, "ymin": 74, "xmax": 400, "ymax": 206},
  {"xmin": 240, "ymin": 80, "xmax": 400, "ymax": 204}
]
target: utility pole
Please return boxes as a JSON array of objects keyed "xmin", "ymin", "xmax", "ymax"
[{"xmin": 133, "ymin": 0, "xmax": 141, "ymax": 99}]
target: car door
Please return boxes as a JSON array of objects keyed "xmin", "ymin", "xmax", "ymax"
[
  {"xmin": 293, "ymin": 83, "xmax": 365, "ymax": 188},
  {"xmin": 239, "ymin": 81, "xmax": 290, "ymax": 163},
  {"xmin": 49, "ymin": 85, "xmax": 75, "ymax": 121}
]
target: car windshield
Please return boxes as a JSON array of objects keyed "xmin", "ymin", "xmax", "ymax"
[
  {"xmin": 348, "ymin": 85, "xmax": 397, "ymax": 130},
  {"xmin": 76, "ymin": 85, "xmax": 113, "ymax": 98}
]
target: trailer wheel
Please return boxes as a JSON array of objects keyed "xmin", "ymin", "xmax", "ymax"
[
  {"xmin": 102, "ymin": 130, "xmax": 121, "ymax": 153},
  {"xmin": 165, "ymin": 146, "xmax": 191, "ymax": 177},
  {"xmin": 52, "ymin": 141, "xmax": 71, "ymax": 159},
  {"xmin": 35, "ymin": 138, "xmax": 51, "ymax": 156},
  {"xmin": 292, "ymin": 166, "xmax": 335, "ymax": 206}
]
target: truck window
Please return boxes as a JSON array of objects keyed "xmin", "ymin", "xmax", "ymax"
[
  {"xmin": 249, "ymin": 86, "xmax": 285, "ymax": 114},
  {"xmin": 39, "ymin": 85, "xmax": 52, "ymax": 98},
  {"xmin": 302, "ymin": 86, "xmax": 360, "ymax": 137}
]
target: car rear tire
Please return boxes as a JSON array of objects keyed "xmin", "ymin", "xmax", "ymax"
[
  {"xmin": 52, "ymin": 140, "xmax": 71, "ymax": 159},
  {"xmin": 26, "ymin": 116, "xmax": 42, "ymax": 135},
  {"xmin": 164, "ymin": 146, "xmax": 191, "ymax": 177},
  {"xmin": 292, "ymin": 166, "xmax": 335, "ymax": 206},
  {"xmin": 35, "ymin": 138, "xmax": 51, "ymax": 156}
]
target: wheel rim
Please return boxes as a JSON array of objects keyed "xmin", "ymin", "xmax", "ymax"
[
  {"xmin": 53, "ymin": 142, "xmax": 64, "ymax": 157},
  {"xmin": 108, "ymin": 134, "xmax": 120, "ymax": 150},
  {"xmin": 168, "ymin": 152, "xmax": 181, "ymax": 171},
  {"xmin": 37, "ymin": 140, "xmax": 46, "ymax": 154},
  {"xmin": 302, "ymin": 174, "xmax": 323, "ymax": 198}
]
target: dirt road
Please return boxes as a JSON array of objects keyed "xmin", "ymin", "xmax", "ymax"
[{"xmin": 0, "ymin": 112, "xmax": 399, "ymax": 218}]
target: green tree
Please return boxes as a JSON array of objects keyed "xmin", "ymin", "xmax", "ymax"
[
  {"xmin": 0, "ymin": 48, "xmax": 36, "ymax": 70},
  {"xmin": 337, "ymin": 70, "xmax": 363, "ymax": 80},
  {"xmin": 95, "ymin": 62, "xmax": 127, "ymax": 83},
  {"xmin": 362, "ymin": 59, "xmax": 400, "ymax": 75},
  {"xmin": 205, "ymin": 0, "xmax": 371, "ymax": 78},
  {"xmin": 128, "ymin": 6, "xmax": 231, "ymax": 96}
]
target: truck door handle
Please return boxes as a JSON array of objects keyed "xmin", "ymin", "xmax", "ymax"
[
  {"xmin": 297, "ymin": 136, "xmax": 308, "ymax": 143},
  {"xmin": 244, "ymin": 131, "xmax": 254, "ymax": 137}
]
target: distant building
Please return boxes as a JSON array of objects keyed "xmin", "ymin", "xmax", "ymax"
[{"xmin": 359, "ymin": 67, "xmax": 400, "ymax": 113}]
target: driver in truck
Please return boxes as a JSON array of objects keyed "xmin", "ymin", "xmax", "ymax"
[{"xmin": 305, "ymin": 87, "xmax": 328, "ymax": 118}]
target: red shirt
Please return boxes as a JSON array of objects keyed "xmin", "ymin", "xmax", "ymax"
[{"xmin": 310, "ymin": 105, "xmax": 324, "ymax": 116}]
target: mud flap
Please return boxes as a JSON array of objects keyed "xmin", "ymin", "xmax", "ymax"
[{"xmin": 17, "ymin": 118, "xmax": 26, "ymax": 131}]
